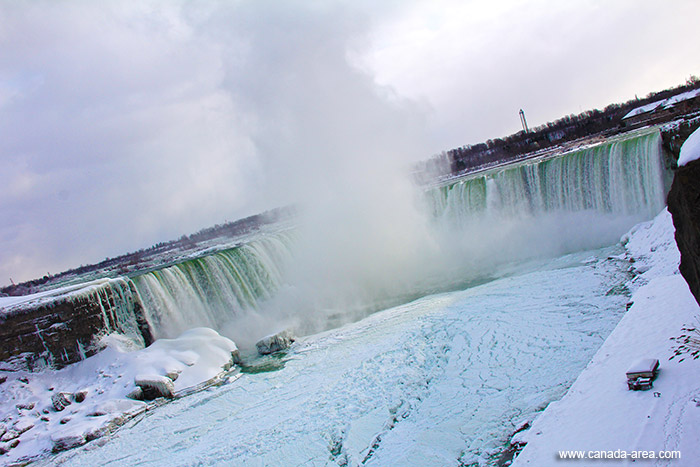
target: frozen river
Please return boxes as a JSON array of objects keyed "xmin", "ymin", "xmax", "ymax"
[{"xmin": 52, "ymin": 245, "xmax": 630, "ymax": 466}]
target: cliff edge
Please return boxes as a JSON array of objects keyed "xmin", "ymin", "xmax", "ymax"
[{"xmin": 667, "ymin": 126, "xmax": 700, "ymax": 306}]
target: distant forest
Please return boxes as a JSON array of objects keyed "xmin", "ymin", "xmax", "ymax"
[{"xmin": 414, "ymin": 76, "xmax": 700, "ymax": 180}]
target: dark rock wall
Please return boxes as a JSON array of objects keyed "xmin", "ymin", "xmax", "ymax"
[
  {"xmin": 668, "ymin": 159, "xmax": 700, "ymax": 306},
  {"xmin": 0, "ymin": 280, "xmax": 153, "ymax": 371}
]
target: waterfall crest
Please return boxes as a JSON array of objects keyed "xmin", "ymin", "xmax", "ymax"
[
  {"xmin": 428, "ymin": 129, "xmax": 665, "ymax": 226},
  {"xmin": 131, "ymin": 231, "xmax": 295, "ymax": 339}
]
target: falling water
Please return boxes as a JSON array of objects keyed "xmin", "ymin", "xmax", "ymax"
[
  {"xmin": 428, "ymin": 129, "xmax": 665, "ymax": 224},
  {"xmin": 88, "ymin": 129, "xmax": 667, "ymax": 345},
  {"xmin": 131, "ymin": 231, "xmax": 296, "ymax": 338}
]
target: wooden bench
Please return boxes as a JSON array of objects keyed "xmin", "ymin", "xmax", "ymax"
[{"xmin": 626, "ymin": 358, "xmax": 659, "ymax": 390}]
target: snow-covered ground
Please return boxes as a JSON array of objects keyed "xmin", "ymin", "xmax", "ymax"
[
  {"xmin": 0, "ymin": 328, "xmax": 239, "ymax": 464},
  {"xmin": 0, "ymin": 278, "xmax": 120, "ymax": 312},
  {"xmin": 514, "ymin": 209, "xmax": 700, "ymax": 465}
]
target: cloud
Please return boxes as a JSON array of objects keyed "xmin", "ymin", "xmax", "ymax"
[
  {"xmin": 0, "ymin": 1, "xmax": 263, "ymax": 283},
  {"xmin": 360, "ymin": 0, "xmax": 700, "ymax": 150},
  {"xmin": 0, "ymin": 0, "xmax": 431, "ymax": 284}
]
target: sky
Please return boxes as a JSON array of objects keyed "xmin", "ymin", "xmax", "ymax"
[{"xmin": 1, "ymin": 0, "xmax": 699, "ymax": 286}]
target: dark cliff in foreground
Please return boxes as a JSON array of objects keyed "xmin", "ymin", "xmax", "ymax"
[{"xmin": 668, "ymin": 156, "xmax": 700, "ymax": 306}]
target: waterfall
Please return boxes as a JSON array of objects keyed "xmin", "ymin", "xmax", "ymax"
[
  {"xmin": 131, "ymin": 129, "xmax": 668, "ymax": 340},
  {"xmin": 89, "ymin": 278, "xmax": 150, "ymax": 347},
  {"xmin": 428, "ymin": 129, "xmax": 666, "ymax": 231},
  {"xmin": 131, "ymin": 231, "xmax": 296, "ymax": 339},
  {"xmin": 0, "ymin": 129, "xmax": 672, "ymax": 369}
]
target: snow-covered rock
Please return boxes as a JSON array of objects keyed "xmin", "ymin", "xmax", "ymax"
[
  {"xmin": 51, "ymin": 392, "xmax": 73, "ymax": 411},
  {"xmin": 621, "ymin": 208, "xmax": 680, "ymax": 282},
  {"xmin": 134, "ymin": 375, "xmax": 175, "ymax": 400},
  {"xmin": 677, "ymin": 126, "xmax": 700, "ymax": 167},
  {"xmin": 256, "ymin": 329, "xmax": 295, "ymax": 355},
  {"xmin": 51, "ymin": 429, "xmax": 87, "ymax": 453},
  {"xmin": 73, "ymin": 389, "xmax": 88, "ymax": 403},
  {"xmin": 0, "ymin": 327, "xmax": 240, "ymax": 464}
]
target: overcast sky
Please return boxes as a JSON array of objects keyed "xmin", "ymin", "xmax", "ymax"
[{"xmin": 1, "ymin": 0, "xmax": 699, "ymax": 285}]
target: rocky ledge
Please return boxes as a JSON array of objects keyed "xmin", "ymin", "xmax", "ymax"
[{"xmin": 667, "ymin": 126, "xmax": 700, "ymax": 306}]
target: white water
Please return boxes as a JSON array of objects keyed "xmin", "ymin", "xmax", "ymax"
[
  {"xmin": 424, "ymin": 129, "xmax": 665, "ymax": 275},
  {"xmin": 428, "ymin": 129, "xmax": 665, "ymax": 221},
  {"xmin": 131, "ymin": 232, "xmax": 296, "ymax": 341}
]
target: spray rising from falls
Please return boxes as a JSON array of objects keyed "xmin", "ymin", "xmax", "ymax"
[{"xmin": 120, "ymin": 129, "xmax": 667, "ymax": 343}]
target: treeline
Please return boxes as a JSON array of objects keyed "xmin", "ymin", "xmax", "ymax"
[
  {"xmin": 1, "ymin": 206, "xmax": 294, "ymax": 297},
  {"xmin": 423, "ymin": 76, "xmax": 700, "ymax": 178}
]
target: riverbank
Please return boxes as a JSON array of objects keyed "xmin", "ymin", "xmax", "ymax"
[{"xmin": 513, "ymin": 209, "xmax": 700, "ymax": 465}]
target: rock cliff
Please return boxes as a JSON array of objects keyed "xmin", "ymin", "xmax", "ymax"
[
  {"xmin": 0, "ymin": 279, "xmax": 153, "ymax": 371},
  {"xmin": 667, "ymin": 126, "xmax": 700, "ymax": 306}
]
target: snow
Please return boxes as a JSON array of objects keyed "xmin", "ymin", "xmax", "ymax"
[
  {"xmin": 621, "ymin": 207, "xmax": 680, "ymax": 280},
  {"xmin": 513, "ymin": 209, "xmax": 700, "ymax": 465},
  {"xmin": 623, "ymin": 88, "xmax": 700, "ymax": 120},
  {"xmin": 623, "ymin": 101, "xmax": 664, "ymax": 119},
  {"xmin": 626, "ymin": 358, "xmax": 659, "ymax": 376},
  {"xmin": 662, "ymin": 88, "xmax": 700, "ymax": 109},
  {"xmin": 0, "ymin": 278, "xmax": 121, "ymax": 315},
  {"xmin": 0, "ymin": 328, "xmax": 238, "ymax": 464},
  {"xmin": 677, "ymin": 126, "xmax": 700, "ymax": 167}
]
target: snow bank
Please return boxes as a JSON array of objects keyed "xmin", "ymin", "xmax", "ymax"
[
  {"xmin": 0, "ymin": 278, "xmax": 119, "ymax": 315},
  {"xmin": 0, "ymin": 328, "xmax": 239, "ymax": 464},
  {"xmin": 514, "ymin": 209, "xmax": 700, "ymax": 465},
  {"xmin": 677, "ymin": 126, "xmax": 700, "ymax": 167},
  {"xmin": 623, "ymin": 88, "xmax": 700, "ymax": 120},
  {"xmin": 621, "ymin": 208, "xmax": 680, "ymax": 281}
]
